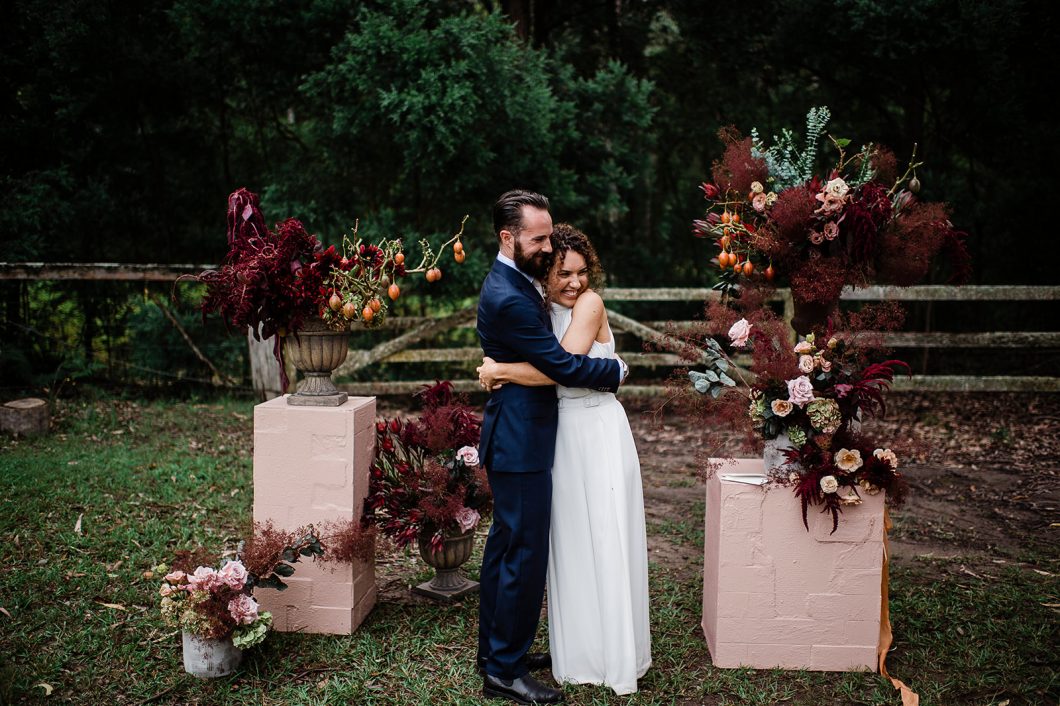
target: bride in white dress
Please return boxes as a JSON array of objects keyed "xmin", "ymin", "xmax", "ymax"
[{"xmin": 477, "ymin": 223, "xmax": 651, "ymax": 696}]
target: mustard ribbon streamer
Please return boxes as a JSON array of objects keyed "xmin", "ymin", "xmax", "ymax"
[{"xmin": 879, "ymin": 507, "xmax": 920, "ymax": 706}]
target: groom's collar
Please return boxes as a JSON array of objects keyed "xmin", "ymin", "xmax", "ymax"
[
  {"xmin": 496, "ymin": 253, "xmax": 536, "ymax": 286},
  {"xmin": 494, "ymin": 253, "xmax": 545, "ymax": 300}
]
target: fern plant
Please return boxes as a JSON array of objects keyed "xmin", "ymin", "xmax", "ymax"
[{"xmin": 751, "ymin": 106, "xmax": 832, "ymax": 190}]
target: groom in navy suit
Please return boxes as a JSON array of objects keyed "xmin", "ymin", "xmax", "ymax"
[{"xmin": 476, "ymin": 190, "xmax": 625, "ymax": 704}]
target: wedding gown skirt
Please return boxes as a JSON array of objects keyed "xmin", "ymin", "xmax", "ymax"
[{"xmin": 546, "ymin": 305, "xmax": 651, "ymax": 695}]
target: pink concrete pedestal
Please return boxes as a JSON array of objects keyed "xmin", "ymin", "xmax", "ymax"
[
  {"xmin": 702, "ymin": 458, "xmax": 884, "ymax": 671},
  {"xmin": 252, "ymin": 395, "xmax": 377, "ymax": 634}
]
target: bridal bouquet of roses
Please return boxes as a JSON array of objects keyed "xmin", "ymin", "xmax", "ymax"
[
  {"xmin": 684, "ymin": 299, "xmax": 910, "ymax": 531},
  {"xmin": 367, "ymin": 381, "xmax": 492, "ymax": 552},
  {"xmin": 692, "ymin": 107, "xmax": 970, "ymax": 330}
]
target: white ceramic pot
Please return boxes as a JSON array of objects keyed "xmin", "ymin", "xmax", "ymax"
[{"xmin": 182, "ymin": 631, "xmax": 242, "ymax": 678}]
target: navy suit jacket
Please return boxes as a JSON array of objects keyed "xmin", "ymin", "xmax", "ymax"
[{"xmin": 477, "ymin": 260, "xmax": 620, "ymax": 472}]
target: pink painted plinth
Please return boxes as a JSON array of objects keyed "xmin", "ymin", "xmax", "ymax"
[
  {"xmin": 252, "ymin": 395, "xmax": 377, "ymax": 634},
  {"xmin": 702, "ymin": 458, "xmax": 884, "ymax": 671}
]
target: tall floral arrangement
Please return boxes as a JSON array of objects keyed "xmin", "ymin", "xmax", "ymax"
[
  {"xmin": 679, "ymin": 300, "xmax": 909, "ymax": 531},
  {"xmin": 693, "ymin": 107, "xmax": 971, "ymax": 332},
  {"xmin": 196, "ymin": 188, "xmax": 466, "ymax": 390},
  {"xmin": 367, "ymin": 381, "xmax": 491, "ymax": 552}
]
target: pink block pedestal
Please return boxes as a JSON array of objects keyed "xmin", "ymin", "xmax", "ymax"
[
  {"xmin": 702, "ymin": 458, "xmax": 884, "ymax": 671},
  {"xmin": 252, "ymin": 395, "xmax": 377, "ymax": 634}
]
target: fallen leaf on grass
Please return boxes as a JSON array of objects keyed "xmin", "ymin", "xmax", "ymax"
[
  {"xmin": 67, "ymin": 460, "xmax": 79, "ymax": 466},
  {"xmin": 1034, "ymin": 569, "xmax": 1055, "ymax": 576},
  {"xmin": 74, "ymin": 513, "xmax": 83, "ymax": 535},
  {"xmin": 35, "ymin": 683, "xmax": 54, "ymax": 696},
  {"xmin": 96, "ymin": 602, "xmax": 127, "ymax": 611},
  {"xmin": 0, "ymin": 607, "xmax": 11, "ymax": 618}
]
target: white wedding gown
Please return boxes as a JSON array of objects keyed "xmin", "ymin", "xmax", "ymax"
[{"xmin": 546, "ymin": 303, "xmax": 651, "ymax": 695}]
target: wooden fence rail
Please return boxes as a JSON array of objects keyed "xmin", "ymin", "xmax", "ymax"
[{"xmin": 2, "ymin": 263, "xmax": 1057, "ymax": 395}]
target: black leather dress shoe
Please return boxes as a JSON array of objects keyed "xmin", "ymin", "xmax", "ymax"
[
  {"xmin": 478, "ymin": 652, "xmax": 551, "ymax": 676},
  {"xmin": 482, "ymin": 673, "xmax": 564, "ymax": 704}
]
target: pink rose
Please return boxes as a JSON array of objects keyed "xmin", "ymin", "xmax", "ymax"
[
  {"xmin": 456, "ymin": 446, "xmax": 479, "ymax": 467},
  {"xmin": 218, "ymin": 560, "xmax": 248, "ymax": 591},
  {"xmin": 793, "ymin": 341, "xmax": 814, "ymax": 354},
  {"xmin": 786, "ymin": 376, "xmax": 815, "ymax": 407},
  {"xmin": 823, "ymin": 222, "xmax": 839, "ymax": 240},
  {"xmin": 164, "ymin": 570, "xmax": 186, "ymax": 584},
  {"xmin": 728, "ymin": 318, "xmax": 752, "ymax": 348},
  {"xmin": 798, "ymin": 355, "xmax": 815, "ymax": 374},
  {"xmin": 752, "ymin": 193, "xmax": 768, "ymax": 212},
  {"xmin": 834, "ymin": 383, "xmax": 853, "ymax": 398},
  {"xmin": 227, "ymin": 594, "xmax": 259, "ymax": 625},
  {"xmin": 814, "ymin": 192, "xmax": 846, "ymax": 215},
  {"xmin": 159, "ymin": 583, "xmax": 175, "ymax": 597},
  {"xmin": 817, "ymin": 357, "xmax": 832, "ymax": 372},
  {"xmin": 187, "ymin": 566, "xmax": 221, "ymax": 592},
  {"xmin": 454, "ymin": 507, "xmax": 481, "ymax": 533},
  {"xmin": 809, "ymin": 230, "xmax": 825, "ymax": 245}
]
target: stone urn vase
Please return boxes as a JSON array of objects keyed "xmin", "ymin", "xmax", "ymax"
[
  {"xmin": 284, "ymin": 318, "xmax": 350, "ymax": 406},
  {"xmin": 182, "ymin": 631, "xmax": 242, "ymax": 678},
  {"xmin": 413, "ymin": 528, "xmax": 479, "ymax": 602},
  {"xmin": 763, "ymin": 431, "xmax": 799, "ymax": 476}
]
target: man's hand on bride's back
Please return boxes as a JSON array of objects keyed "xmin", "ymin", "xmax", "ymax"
[{"xmin": 478, "ymin": 356, "xmax": 505, "ymax": 390}]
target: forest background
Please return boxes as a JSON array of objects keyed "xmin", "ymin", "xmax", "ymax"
[{"xmin": 2, "ymin": 0, "xmax": 1056, "ymax": 391}]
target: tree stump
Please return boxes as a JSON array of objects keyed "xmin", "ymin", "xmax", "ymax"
[{"xmin": 0, "ymin": 398, "xmax": 49, "ymax": 436}]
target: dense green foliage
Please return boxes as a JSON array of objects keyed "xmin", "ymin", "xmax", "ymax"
[{"xmin": 2, "ymin": 0, "xmax": 1055, "ymax": 388}]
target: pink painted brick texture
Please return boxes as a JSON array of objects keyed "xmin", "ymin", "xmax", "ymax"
[
  {"xmin": 702, "ymin": 458, "xmax": 884, "ymax": 671},
  {"xmin": 253, "ymin": 396, "xmax": 377, "ymax": 635}
]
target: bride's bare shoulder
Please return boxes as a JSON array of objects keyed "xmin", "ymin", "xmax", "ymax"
[{"xmin": 573, "ymin": 289, "xmax": 604, "ymax": 311}]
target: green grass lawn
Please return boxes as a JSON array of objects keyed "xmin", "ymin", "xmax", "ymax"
[{"xmin": 0, "ymin": 397, "xmax": 1056, "ymax": 705}]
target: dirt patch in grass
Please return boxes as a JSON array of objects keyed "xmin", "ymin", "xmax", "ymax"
[{"xmin": 621, "ymin": 392, "xmax": 1060, "ymax": 576}]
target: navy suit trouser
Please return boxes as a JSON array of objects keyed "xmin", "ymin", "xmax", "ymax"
[{"xmin": 477, "ymin": 467, "xmax": 552, "ymax": 679}]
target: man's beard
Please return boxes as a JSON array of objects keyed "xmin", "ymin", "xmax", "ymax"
[{"xmin": 514, "ymin": 237, "xmax": 551, "ymax": 279}]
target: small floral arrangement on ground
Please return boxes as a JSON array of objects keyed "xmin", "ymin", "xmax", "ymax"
[
  {"xmin": 196, "ymin": 188, "xmax": 466, "ymax": 389},
  {"xmin": 367, "ymin": 381, "xmax": 491, "ymax": 552},
  {"xmin": 692, "ymin": 107, "xmax": 971, "ymax": 314},
  {"xmin": 158, "ymin": 519, "xmax": 377, "ymax": 649},
  {"xmin": 676, "ymin": 296, "xmax": 910, "ymax": 531},
  {"xmin": 157, "ymin": 528, "xmax": 322, "ymax": 649}
]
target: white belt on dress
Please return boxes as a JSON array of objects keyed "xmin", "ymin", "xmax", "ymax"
[{"xmin": 557, "ymin": 393, "xmax": 615, "ymax": 409}]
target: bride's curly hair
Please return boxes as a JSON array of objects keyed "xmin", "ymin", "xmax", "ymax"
[{"xmin": 548, "ymin": 223, "xmax": 605, "ymax": 292}]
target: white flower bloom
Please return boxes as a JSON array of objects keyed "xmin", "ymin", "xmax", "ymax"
[
  {"xmin": 873, "ymin": 448, "xmax": 898, "ymax": 470},
  {"xmin": 820, "ymin": 475, "xmax": 839, "ymax": 494},
  {"xmin": 834, "ymin": 448, "xmax": 864, "ymax": 472}
]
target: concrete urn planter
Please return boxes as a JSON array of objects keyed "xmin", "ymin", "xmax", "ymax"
[
  {"xmin": 284, "ymin": 318, "xmax": 350, "ymax": 407},
  {"xmin": 413, "ymin": 528, "xmax": 479, "ymax": 602}
]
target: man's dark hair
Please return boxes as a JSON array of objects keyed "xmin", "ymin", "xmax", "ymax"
[{"xmin": 493, "ymin": 190, "xmax": 550, "ymax": 239}]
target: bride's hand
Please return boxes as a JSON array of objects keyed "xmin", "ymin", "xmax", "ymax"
[{"xmin": 477, "ymin": 357, "xmax": 504, "ymax": 390}]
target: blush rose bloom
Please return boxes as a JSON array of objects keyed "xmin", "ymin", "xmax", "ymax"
[
  {"xmin": 456, "ymin": 446, "xmax": 479, "ymax": 467},
  {"xmin": 798, "ymin": 355, "xmax": 815, "ymax": 374},
  {"xmin": 794, "ymin": 341, "xmax": 814, "ymax": 354},
  {"xmin": 786, "ymin": 376, "xmax": 815, "ymax": 407},
  {"xmin": 218, "ymin": 560, "xmax": 248, "ymax": 591},
  {"xmin": 820, "ymin": 475, "xmax": 839, "ymax": 494},
  {"xmin": 728, "ymin": 318, "xmax": 752, "ymax": 348},
  {"xmin": 454, "ymin": 507, "xmax": 481, "ymax": 532},
  {"xmin": 163, "ymin": 570, "xmax": 186, "ymax": 584},
  {"xmin": 824, "ymin": 177, "xmax": 850, "ymax": 199},
  {"xmin": 228, "ymin": 594, "xmax": 260, "ymax": 625},
  {"xmin": 187, "ymin": 566, "xmax": 222, "ymax": 592},
  {"xmin": 771, "ymin": 399, "xmax": 794, "ymax": 417},
  {"xmin": 834, "ymin": 448, "xmax": 864, "ymax": 471},
  {"xmin": 750, "ymin": 181, "xmax": 764, "ymax": 194},
  {"xmin": 809, "ymin": 230, "xmax": 825, "ymax": 245},
  {"xmin": 874, "ymin": 448, "xmax": 899, "ymax": 469},
  {"xmin": 159, "ymin": 583, "xmax": 175, "ymax": 597},
  {"xmin": 752, "ymin": 193, "xmax": 768, "ymax": 212},
  {"xmin": 818, "ymin": 357, "xmax": 832, "ymax": 372},
  {"xmin": 823, "ymin": 221, "xmax": 840, "ymax": 240}
]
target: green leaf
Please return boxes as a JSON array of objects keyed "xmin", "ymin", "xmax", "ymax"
[
  {"xmin": 834, "ymin": 137, "xmax": 851, "ymax": 147},
  {"xmin": 282, "ymin": 548, "xmax": 298, "ymax": 562},
  {"xmin": 273, "ymin": 562, "xmax": 295, "ymax": 577},
  {"xmin": 715, "ymin": 358, "xmax": 729, "ymax": 371},
  {"xmin": 704, "ymin": 370, "xmax": 719, "ymax": 382},
  {"xmin": 719, "ymin": 373, "xmax": 736, "ymax": 387},
  {"xmin": 710, "ymin": 385, "xmax": 723, "ymax": 399}
]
